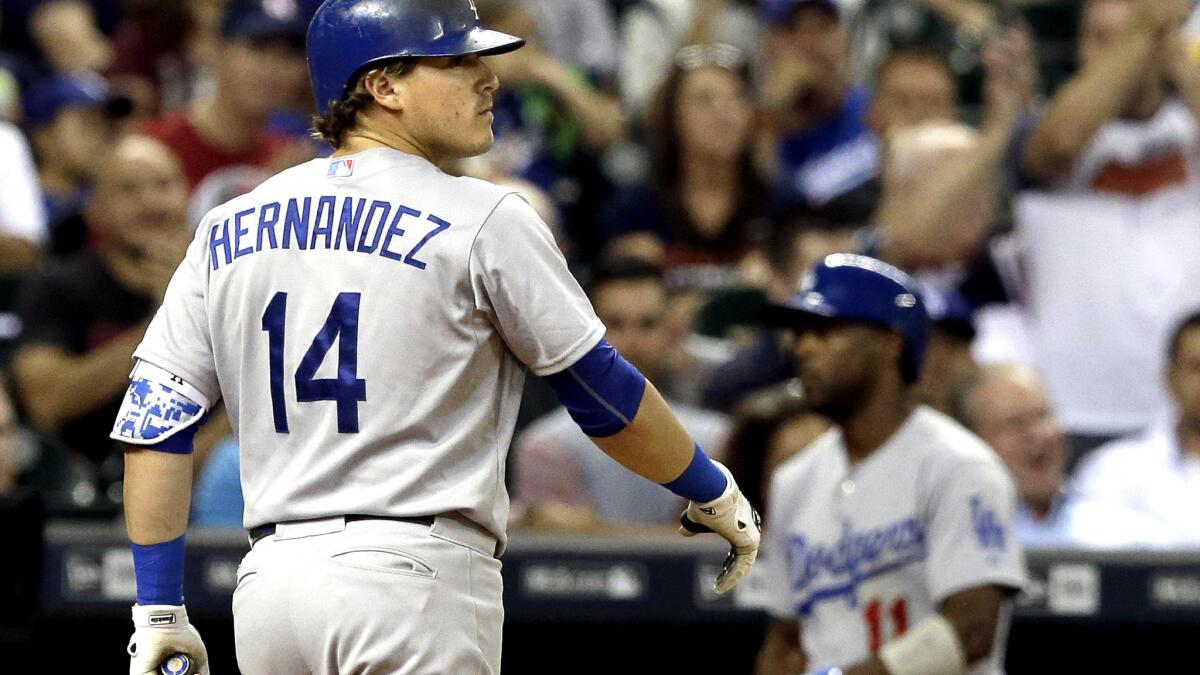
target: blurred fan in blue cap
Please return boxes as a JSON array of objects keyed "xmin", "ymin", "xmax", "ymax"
[
  {"xmin": 759, "ymin": 0, "xmax": 841, "ymax": 25},
  {"xmin": 220, "ymin": 0, "xmax": 311, "ymax": 45},
  {"xmin": 758, "ymin": 0, "xmax": 885, "ymax": 225},
  {"xmin": 912, "ymin": 282, "xmax": 978, "ymax": 415},
  {"xmin": 24, "ymin": 74, "xmax": 132, "ymax": 230}
]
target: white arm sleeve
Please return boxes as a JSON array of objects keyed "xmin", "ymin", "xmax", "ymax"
[{"xmin": 468, "ymin": 193, "xmax": 605, "ymax": 376}]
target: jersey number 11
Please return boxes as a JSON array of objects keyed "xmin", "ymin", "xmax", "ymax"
[
  {"xmin": 865, "ymin": 596, "xmax": 909, "ymax": 653},
  {"xmin": 261, "ymin": 291, "xmax": 367, "ymax": 434}
]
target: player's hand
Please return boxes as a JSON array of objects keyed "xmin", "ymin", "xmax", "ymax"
[
  {"xmin": 678, "ymin": 461, "xmax": 761, "ymax": 594},
  {"xmin": 127, "ymin": 604, "xmax": 209, "ymax": 675}
]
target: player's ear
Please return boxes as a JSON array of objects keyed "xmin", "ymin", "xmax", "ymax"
[
  {"xmin": 877, "ymin": 330, "xmax": 905, "ymax": 374},
  {"xmin": 363, "ymin": 69, "xmax": 406, "ymax": 113}
]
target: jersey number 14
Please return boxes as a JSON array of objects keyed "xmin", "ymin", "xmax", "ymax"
[{"xmin": 261, "ymin": 291, "xmax": 367, "ymax": 434}]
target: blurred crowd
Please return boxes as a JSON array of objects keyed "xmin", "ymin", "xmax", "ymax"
[{"xmin": 0, "ymin": 0, "xmax": 1199, "ymax": 556}]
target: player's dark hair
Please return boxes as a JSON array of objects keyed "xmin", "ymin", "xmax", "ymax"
[
  {"xmin": 584, "ymin": 257, "xmax": 666, "ymax": 299},
  {"xmin": 311, "ymin": 60, "xmax": 416, "ymax": 148},
  {"xmin": 1168, "ymin": 310, "xmax": 1200, "ymax": 364}
]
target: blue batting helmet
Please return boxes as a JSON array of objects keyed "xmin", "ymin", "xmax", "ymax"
[
  {"xmin": 307, "ymin": 0, "xmax": 525, "ymax": 115},
  {"xmin": 771, "ymin": 253, "xmax": 930, "ymax": 383}
]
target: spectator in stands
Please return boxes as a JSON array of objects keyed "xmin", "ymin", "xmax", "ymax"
[
  {"xmin": 960, "ymin": 362, "xmax": 1176, "ymax": 548},
  {"xmin": 23, "ymin": 74, "xmax": 130, "ymax": 237},
  {"xmin": 27, "ymin": 0, "xmax": 114, "ymax": 75},
  {"xmin": 0, "ymin": 120, "xmax": 46, "ymax": 271},
  {"xmin": 481, "ymin": 0, "xmax": 625, "ymax": 148},
  {"xmin": 1071, "ymin": 312, "xmax": 1200, "ymax": 547},
  {"xmin": 619, "ymin": 0, "xmax": 760, "ymax": 121},
  {"xmin": 866, "ymin": 46, "xmax": 959, "ymax": 140},
  {"xmin": 142, "ymin": 0, "xmax": 313, "ymax": 192},
  {"xmin": 872, "ymin": 25, "xmax": 1034, "ymax": 271},
  {"xmin": 106, "ymin": 0, "xmax": 201, "ymax": 118},
  {"xmin": 471, "ymin": 0, "xmax": 626, "ymax": 262},
  {"xmin": 848, "ymin": 0, "xmax": 997, "ymax": 85},
  {"xmin": 517, "ymin": 0, "xmax": 621, "ymax": 87},
  {"xmin": 9, "ymin": 135, "xmax": 227, "ymax": 508},
  {"xmin": 957, "ymin": 363, "xmax": 1078, "ymax": 547},
  {"xmin": 1014, "ymin": 0, "xmax": 1200, "ymax": 457},
  {"xmin": 912, "ymin": 284, "xmax": 978, "ymax": 415},
  {"xmin": 603, "ymin": 43, "xmax": 768, "ymax": 287},
  {"xmin": 511, "ymin": 258, "xmax": 728, "ymax": 532},
  {"xmin": 757, "ymin": 0, "xmax": 883, "ymax": 223}
]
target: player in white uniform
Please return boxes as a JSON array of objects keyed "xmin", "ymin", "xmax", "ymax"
[
  {"xmin": 754, "ymin": 254, "xmax": 1026, "ymax": 675},
  {"xmin": 112, "ymin": 2, "xmax": 760, "ymax": 674}
]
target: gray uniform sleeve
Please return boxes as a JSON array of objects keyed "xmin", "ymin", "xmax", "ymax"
[
  {"xmin": 132, "ymin": 222, "xmax": 220, "ymax": 403},
  {"xmin": 469, "ymin": 193, "xmax": 605, "ymax": 376},
  {"xmin": 924, "ymin": 459, "xmax": 1027, "ymax": 601}
]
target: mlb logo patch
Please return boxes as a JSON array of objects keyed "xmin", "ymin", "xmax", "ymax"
[{"xmin": 327, "ymin": 159, "xmax": 355, "ymax": 177}]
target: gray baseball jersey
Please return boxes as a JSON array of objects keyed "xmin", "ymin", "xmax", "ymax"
[
  {"xmin": 754, "ymin": 406, "xmax": 1027, "ymax": 674},
  {"xmin": 132, "ymin": 147, "xmax": 605, "ymax": 547}
]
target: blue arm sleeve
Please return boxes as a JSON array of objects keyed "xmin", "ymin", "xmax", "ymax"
[{"xmin": 543, "ymin": 339, "xmax": 646, "ymax": 437}]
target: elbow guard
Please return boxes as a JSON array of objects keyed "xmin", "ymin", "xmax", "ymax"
[
  {"xmin": 543, "ymin": 339, "xmax": 646, "ymax": 437},
  {"xmin": 111, "ymin": 360, "xmax": 210, "ymax": 454}
]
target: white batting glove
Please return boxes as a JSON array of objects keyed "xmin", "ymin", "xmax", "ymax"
[
  {"xmin": 678, "ymin": 461, "xmax": 762, "ymax": 594},
  {"xmin": 128, "ymin": 604, "xmax": 209, "ymax": 675}
]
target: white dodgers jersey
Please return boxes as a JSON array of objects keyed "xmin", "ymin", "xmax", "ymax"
[
  {"xmin": 131, "ymin": 148, "xmax": 605, "ymax": 547},
  {"xmin": 757, "ymin": 407, "xmax": 1026, "ymax": 674}
]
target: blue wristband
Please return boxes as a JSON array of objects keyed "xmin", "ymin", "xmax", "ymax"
[
  {"xmin": 131, "ymin": 534, "xmax": 186, "ymax": 606},
  {"xmin": 661, "ymin": 444, "xmax": 728, "ymax": 503}
]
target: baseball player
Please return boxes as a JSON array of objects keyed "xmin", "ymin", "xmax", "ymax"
[
  {"xmin": 754, "ymin": 254, "xmax": 1026, "ymax": 675},
  {"xmin": 112, "ymin": 1, "xmax": 761, "ymax": 674}
]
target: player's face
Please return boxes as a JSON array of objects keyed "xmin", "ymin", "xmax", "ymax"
[
  {"xmin": 1169, "ymin": 327, "xmax": 1200, "ymax": 428},
  {"xmin": 592, "ymin": 279, "xmax": 670, "ymax": 378},
  {"xmin": 791, "ymin": 319, "xmax": 899, "ymax": 417},
  {"xmin": 971, "ymin": 372, "xmax": 1066, "ymax": 508},
  {"xmin": 399, "ymin": 55, "xmax": 500, "ymax": 163}
]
